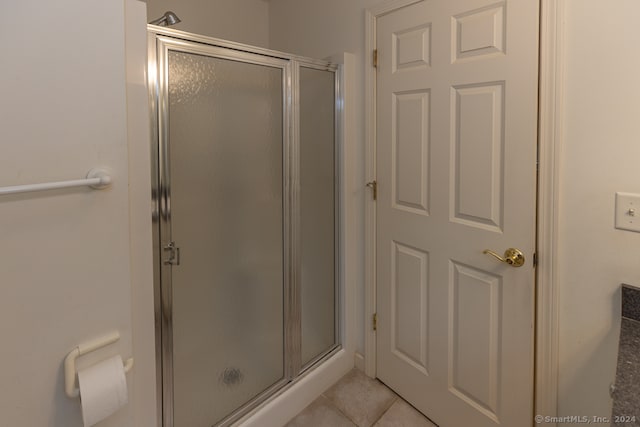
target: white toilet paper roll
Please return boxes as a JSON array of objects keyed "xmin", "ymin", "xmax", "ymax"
[{"xmin": 78, "ymin": 355, "xmax": 128, "ymax": 427}]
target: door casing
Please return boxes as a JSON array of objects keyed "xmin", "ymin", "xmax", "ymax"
[{"xmin": 363, "ymin": 0, "xmax": 565, "ymax": 422}]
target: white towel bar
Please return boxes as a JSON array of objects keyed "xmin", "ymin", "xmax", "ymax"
[
  {"xmin": 64, "ymin": 331, "xmax": 133, "ymax": 398},
  {"xmin": 0, "ymin": 168, "xmax": 111, "ymax": 196}
]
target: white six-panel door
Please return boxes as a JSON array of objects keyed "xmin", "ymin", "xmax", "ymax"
[{"xmin": 375, "ymin": 0, "xmax": 539, "ymax": 426}]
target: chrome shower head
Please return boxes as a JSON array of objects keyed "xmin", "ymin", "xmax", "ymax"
[{"xmin": 149, "ymin": 11, "xmax": 181, "ymax": 27}]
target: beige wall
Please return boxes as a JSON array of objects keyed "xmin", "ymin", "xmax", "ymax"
[
  {"xmin": 557, "ymin": 0, "xmax": 640, "ymax": 422},
  {"xmin": 0, "ymin": 1, "xmax": 151, "ymax": 426},
  {"xmin": 146, "ymin": 0, "xmax": 270, "ymax": 47}
]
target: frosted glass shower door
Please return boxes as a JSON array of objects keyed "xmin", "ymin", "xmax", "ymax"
[
  {"xmin": 161, "ymin": 44, "xmax": 288, "ymax": 427},
  {"xmin": 299, "ymin": 66, "xmax": 337, "ymax": 367}
]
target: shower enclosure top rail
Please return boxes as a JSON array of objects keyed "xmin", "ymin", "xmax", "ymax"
[{"xmin": 147, "ymin": 25, "xmax": 339, "ymax": 72}]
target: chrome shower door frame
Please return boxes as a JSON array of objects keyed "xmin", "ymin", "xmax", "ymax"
[
  {"xmin": 148, "ymin": 27, "xmax": 342, "ymax": 427},
  {"xmin": 151, "ymin": 33, "xmax": 292, "ymax": 427},
  {"xmin": 294, "ymin": 60, "xmax": 343, "ymax": 373}
]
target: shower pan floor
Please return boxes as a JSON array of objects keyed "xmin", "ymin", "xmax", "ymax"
[{"xmin": 285, "ymin": 369, "xmax": 437, "ymax": 427}]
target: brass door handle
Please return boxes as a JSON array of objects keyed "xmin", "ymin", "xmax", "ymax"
[{"xmin": 483, "ymin": 248, "xmax": 525, "ymax": 267}]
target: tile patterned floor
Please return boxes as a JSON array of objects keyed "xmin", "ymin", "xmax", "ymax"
[{"xmin": 286, "ymin": 369, "xmax": 438, "ymax": 427}]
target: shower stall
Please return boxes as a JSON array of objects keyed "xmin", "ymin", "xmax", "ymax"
[{"xmin": 148, "ymin": 27, "xmax": 341, "ymax": 426}]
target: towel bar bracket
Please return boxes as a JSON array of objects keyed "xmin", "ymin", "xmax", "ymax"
[{"xmin": 86, "ymin": 168, "xmax": 112, "ymax": 190}]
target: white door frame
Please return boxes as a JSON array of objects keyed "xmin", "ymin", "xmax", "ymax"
[{"xmin": 363, "ymin": 0, "xmax": 565, "ymax": 423}]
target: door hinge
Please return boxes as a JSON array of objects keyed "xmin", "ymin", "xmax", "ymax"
[
  {"xmin": 373, "ymin": 313, "xmax": 378, "ymax": 331},
  {"xmin": 373, "ymin": 49, "xmax": 378, "ymax": 68},
  {"xmin": 366, "ymin": 180, "xmax": 377, "ymax": 201},
  {"xmin": 163, "ymin": 241, "xmax": 181, "ymax": 266}
]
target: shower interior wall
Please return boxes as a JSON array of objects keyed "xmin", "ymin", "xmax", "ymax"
[{"xmin": 145, "ymin": 0, "xmax": 270, "ymax": 48}]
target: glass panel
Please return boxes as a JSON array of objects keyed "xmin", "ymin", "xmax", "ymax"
[
  {"xmin": 167, "ymin": 50, "xmax": 284, "ymax": 426},
  {"xmin": 299, "ymin": 67, "xmax": 336, "ymax": 366}
]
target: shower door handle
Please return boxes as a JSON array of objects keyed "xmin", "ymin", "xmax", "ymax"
[{"xmin": 163, "ymin": 241, "xmax": 181, "ymax": 266}]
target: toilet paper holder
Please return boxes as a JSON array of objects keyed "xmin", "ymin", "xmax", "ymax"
[{"xmin": 64, "ymin": 331, "xmax": 134, "ymax": 398}]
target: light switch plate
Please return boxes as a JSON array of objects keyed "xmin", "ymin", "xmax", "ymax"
[{"xmin": 615, "ymin": 192, "xmax": 640, "ymax": 232}]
